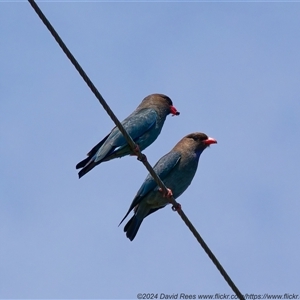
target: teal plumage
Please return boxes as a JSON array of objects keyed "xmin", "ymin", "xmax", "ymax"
[
  {"xmin": 76, "ymin": 94, "xmax": 179, "ymax": 178},
  {"xmin": 119, "ymin": 132, "xmax": 217, "ymax": 241}
]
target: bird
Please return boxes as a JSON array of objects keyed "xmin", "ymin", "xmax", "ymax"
[
  {"xmin": 119, "ymin": 132, "xmax": 217, "ymax": 241},
  {"xmin": 76, "ymin": 94, "xmax": 180, "ymax": 178}
]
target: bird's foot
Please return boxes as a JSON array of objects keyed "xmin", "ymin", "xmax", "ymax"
[
  {"xmin": 130, "ymin": 144, "xmax": 147, "ymax": 162},
  {"xmin": 137, "ymin": 153, "xmax": 147, "ymax": 162},
  {"xmin": 171, "ymin": 202, "xmax": 182, "ymax": 211},
  {"xmin": 130, "ymin": 144, "xmax": 141, "ymax": 156},
  {"xmin": 132, "ymin": 144, "xmax": 140, "ymax": 154},
  {"xmin": 159, "ymin": 187, "xmax": 173, "ymax": 198}
]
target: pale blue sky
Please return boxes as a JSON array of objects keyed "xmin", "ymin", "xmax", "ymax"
[{"xmin": 1, "ymin": 1, "xmax": 300, "ymax": 299}]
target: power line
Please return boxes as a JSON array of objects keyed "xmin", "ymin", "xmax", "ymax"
[{"xmin": 27, "ymin": 1, "xmax": 245, "ymax": 299}]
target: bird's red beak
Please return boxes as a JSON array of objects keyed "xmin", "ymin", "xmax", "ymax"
[
  {"xmin": 203, "ymin": 137, "xmax": 217, "ymax": 145},
  {"xmin": 170, "ymin": 106, "xmax": 180, "ymax": 116}
]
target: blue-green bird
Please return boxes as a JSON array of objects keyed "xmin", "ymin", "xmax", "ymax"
[
  {"xmin": 76, "ymin": 94, "xmax": 180, "ymax": 178},
  {"xmin": 119, "ymin": 132, "xmax": 217, "ymax": 241}
]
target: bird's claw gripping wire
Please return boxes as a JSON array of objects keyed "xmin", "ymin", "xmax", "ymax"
[
  {"xmin": 158, "ymin": 187, "xmax": 173, "ymax": 198},
  {"xmin": 137, "ymin": 154, "xmax": 147, "ymax": 162},
  {"xmin": 158, "ymin": 187, "xmax": 180, "ymax": 211},
  {"xmin": 131, "ymin": 144, "xmax": 147, "ymax": 162},
  {"xmin": 171, "ymin": 202, "xmax": 182, "ymax": 211}
]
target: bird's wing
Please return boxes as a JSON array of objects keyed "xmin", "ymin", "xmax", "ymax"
[
  {"xmin": 93, "ymin": 108, "xmax": 157, "ymax": 162},
  {"xmin": 109, "ymin": 108, "xmax": 157, "ymax": 148},
  {"xmin": 119, "ymin": 151, "xmax": 181, "ymax": 225},
  {"xmin": 87, "ymin": 133, "xmax": 110, "ymax": 157},
  {"xmin": 137, "ymin": 151, "xmax": 181, "ymax": 197}
]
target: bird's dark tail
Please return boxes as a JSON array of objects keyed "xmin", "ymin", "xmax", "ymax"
[
  {"xmin": 124, "ymin": 215, "xmax": 143, "ymax": 241},
  {"xmin": 76, "ymin": 156, "xmax": 91, "ymax": 169},
  {"xmin": 76, "ymin": 133, "xmax": 110, "ymax": 171},
  {"xmin": 78, "ymin": 160, "xmax": 98, "ymax": 178}
]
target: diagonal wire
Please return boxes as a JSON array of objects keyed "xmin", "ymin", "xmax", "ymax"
[{"xmin": 27, "ymin": 1, "xmax": 245, "ymax": 299}]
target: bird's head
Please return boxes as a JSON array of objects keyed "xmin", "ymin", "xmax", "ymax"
[
  {"xmin": 177, "ymin": 132, "xmax": 217, "ymax": 155},
  {"xmin": 140, "ymin": 94, "xmax": 180, "ymax": 116}
]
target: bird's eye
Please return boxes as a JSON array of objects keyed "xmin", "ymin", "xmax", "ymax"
[{"xmin": 165, "ymin": 97, "xmax": 172, "ymax": 106}]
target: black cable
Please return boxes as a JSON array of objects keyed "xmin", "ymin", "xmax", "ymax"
[{"xmin": 27, "ymin": 1, "xmax": 245, "ymax": 299}]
